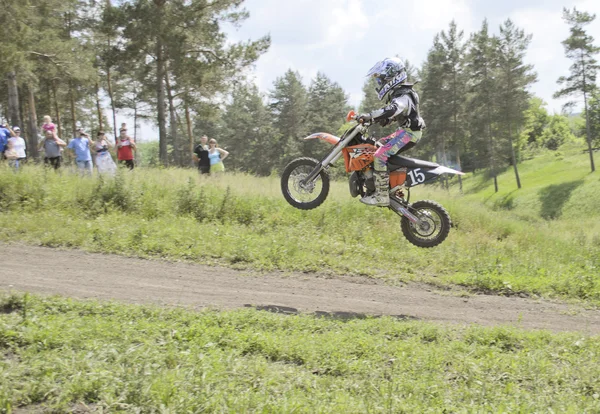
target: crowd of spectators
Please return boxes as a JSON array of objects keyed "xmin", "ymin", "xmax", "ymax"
[
  {"xmin": 2, "ymin": 117, "xmax": 228, "ymax": 175},
  {"xmin": 0, "ymin": 117, "xmax": 139, "ymax": 176}
]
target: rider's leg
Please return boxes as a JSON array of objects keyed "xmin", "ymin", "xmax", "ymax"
[{"xmin": 361, "ymin": 129, "xmax": 415, "ymax": 207}]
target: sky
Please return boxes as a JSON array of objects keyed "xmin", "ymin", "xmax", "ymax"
[{"xmin": 224, "ymin": 0, "xmax": 600, "ymax": 113}]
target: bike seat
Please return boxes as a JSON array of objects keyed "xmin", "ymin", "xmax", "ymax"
[{"xmin": 388, "ymin": 155, "xmax": 439, "ymax": 170}]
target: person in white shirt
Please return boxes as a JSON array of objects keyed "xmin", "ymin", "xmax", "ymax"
[{"xmin": 5, "ymin": 126, "xmax": 27, "ymax": 170}]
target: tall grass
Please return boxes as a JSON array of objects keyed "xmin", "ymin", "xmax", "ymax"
[
  {"xmin": 1, "ymin": 294, "xmax": 599, "ymax": 413},
  {"xmin": 0, "ymin": 147, "xmax": 599, "ymax": 302}
]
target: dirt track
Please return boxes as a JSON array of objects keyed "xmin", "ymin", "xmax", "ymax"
[{"xmin": 1, "ymin": 243, "xmax": 599, "ymax": 334}]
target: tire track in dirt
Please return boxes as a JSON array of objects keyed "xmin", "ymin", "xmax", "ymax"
[{"xmin": 1, "ymin": 243, "xmax": 598, "ymax": 333}]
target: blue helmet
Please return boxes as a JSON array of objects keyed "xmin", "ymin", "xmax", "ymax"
[{"xmin": 366, "ymin": 57, "xmax": 407, "ymax": 101}]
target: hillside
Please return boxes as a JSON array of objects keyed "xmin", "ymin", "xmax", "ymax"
[{"xmin": 0, "ymin": 146, "xmax": 598, "ymax": 303}]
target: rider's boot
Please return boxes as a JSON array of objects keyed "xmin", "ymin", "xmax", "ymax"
[{"xmin": 360, "ymin": 171, "xmax": 390, "ymax": 206}]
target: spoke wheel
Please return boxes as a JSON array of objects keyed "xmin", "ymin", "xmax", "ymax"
[
  {"xmin": 281, "ymin": 157, "xmax": 330, "ymax": 210},
  {"xmin": 401, "ymin": 200, "xmax": 451, "ymax": 248}
]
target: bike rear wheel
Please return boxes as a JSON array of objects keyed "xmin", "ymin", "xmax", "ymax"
[{"xmin": 281, "ymin": 157, "xmax": 330, "ymax": 210}]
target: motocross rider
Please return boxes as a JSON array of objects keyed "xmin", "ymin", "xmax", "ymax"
[{"xmin": 357, "ymin": 57, "xmax": 425, "ymax": 206}]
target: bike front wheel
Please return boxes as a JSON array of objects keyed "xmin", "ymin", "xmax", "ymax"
[
  {"xmin": 401, "ymin": 200, "xmax": 451, "ymax": 248},
  {"xmin": 281, "ymin": 157, "xmax": 330, "ymax": 210}
]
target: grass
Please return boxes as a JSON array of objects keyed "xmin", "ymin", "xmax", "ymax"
[
  {"xmin": 0, "ymin": 144, "xmax": 599, "ymax": 303},
  {"xmin": 1, "ymin": 293, "xmax": 599, "ymax": 413}
]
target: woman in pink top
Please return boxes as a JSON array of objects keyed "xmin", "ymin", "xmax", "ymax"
[{"xmin": 116, "ymin": 126, "xmax": 136, "ymax": 170}]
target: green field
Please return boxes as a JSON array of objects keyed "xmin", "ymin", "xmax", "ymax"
[
  {"xmin": 2, "ymin": 148, "xmax": 600, "ymax": 412},
  {"xmin": 1, "ymin": 293, "xmax": 599, "ymax": 413},
  {"xmin": 0, "ymin": 145, "xmax": 598, "ymax": 303}
]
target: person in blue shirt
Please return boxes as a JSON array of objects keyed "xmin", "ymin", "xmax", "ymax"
[
  {"xmin": 0, "ymin": 123, "xmax": 15, "ymax": 158},
  {"xmin": 67, "ymin": 129, "xmax": 93, "ymax": 175}
]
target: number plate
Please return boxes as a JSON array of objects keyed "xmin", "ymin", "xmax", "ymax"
[{"xmin": 406, "ymin": 168, "xmax": 437, "ymax": 187}]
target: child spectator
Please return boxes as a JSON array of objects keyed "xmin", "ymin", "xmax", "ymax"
[
  {"xmin": 42, "ymin": 115, "xmax": 56, "ymax": 135},
  {"xmin": 67, "ymin": 129, "xmax": 93, "ymax": 175}
]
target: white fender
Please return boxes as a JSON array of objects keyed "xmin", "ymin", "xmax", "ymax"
[{"xmin": 429, "ymin": 166, "xmax": 465, "ymax": 176}]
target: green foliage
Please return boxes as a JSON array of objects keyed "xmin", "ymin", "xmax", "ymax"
[
  {"xmin": 588, "ymin": 91, "xmax": 600, "ymax": 145},
  {"xmin": 221, "ymin": 84, "xmax": 282, "ymax": 176},
  {"xmin": 269, "ymin": 70, "xmax": 309, "ymax": 167},
  {"xmin": 541, "ymin": 114, "xmax": 576, "ymax": 150},
  {"xmin": 519, "ymin": 98, "xmax": 550, "ymax": 147},
  {"xmin": 1, "ymin": 294, "xmax": 599, "ymax": 412}
]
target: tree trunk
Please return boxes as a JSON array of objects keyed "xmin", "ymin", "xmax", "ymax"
[
  {"xmin": 69, "ymin": 81, "xmax": 77, "ymax": 138},
  {"xmin": 164, "ymin": 71, "xmax": 179, "ymax": 165},
  {"xmin": 7, "ymin": 71, "xmax": 22, "ymax": 128},
  {"xmin": 456, "ymin": 146, "xmax": 463, "ymax": 193},
  {"xmin": 26, "ymin": 86, "xmax": 39, "ymax": 159},
  {"xmin": 95, "ymin": 82, "xmax": 104, "ymax": 131},
  {"xmin": 106, "ymin": 63, "xmax": 118, "ymax": 140},
  {"xmin": 51, "ymin": 80, "xmax": 62, "ymax": 139},
  {"xmin": 583, "ymin": 90, "xmax": 596, "ymax": 173},
  {"xmin": 185, "ymin": 91, "xmax": 194, "ymax": 167},
  {"xmin": 155, "ymin": 10, "xmax": 168, "ymax": 165},
  {"xmin": 508, "ymin": 120, "xmax": 522, "ymax": 189}
]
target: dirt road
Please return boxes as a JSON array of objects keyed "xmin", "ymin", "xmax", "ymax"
[{"xmin": 1, "ymin": 243, "xmax": 598, "ymax": 333}]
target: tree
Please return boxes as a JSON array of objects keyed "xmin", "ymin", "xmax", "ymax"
[
  {"xmin": 519, "ymin": 97, "xmax": 549, "ymax": 147},
  {"xmin": 304, "ymin": 72, "xmax": 350, "ymax": 159},
  {"xmin": 497, "ymin": 19, "xmax": 537, "ymax": 189},
  {"xmin": 120, "ymin": 0, "xmax": 270, "ymax": 165},
  {"xmin": 221, "ymin": 84, "xmax": 281, "ymax": 175},
  {"xmin": 420, "ymin": 22, "xmax": 467, "ymax": 189},
  {"xmin": 439, "ymin": 21, "xmax": 467, "ymax": 189},
  {"xmin": 269, "ymin": 70, "xmax": 308, "ymax": 167},
  {"xmin": 541, "ymin": 114, "xmax": 576, "ymax": 150},
  {"xmin": 465, "ymin": 20, "xmax": 501, "ymax": 191},
  {"xmin": 554, "ymin": 7, "xmax": 600, "ymax": 172},
  {"xmin": 588, "ymin": 91, "xmax": 600, "ymax": 145}
]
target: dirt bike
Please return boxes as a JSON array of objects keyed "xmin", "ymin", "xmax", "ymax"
[{"xmin": 280, "ymin": 111, "xmax": 464, "ymax": 248}]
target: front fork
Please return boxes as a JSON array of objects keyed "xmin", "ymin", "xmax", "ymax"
[
  {"xmin": 389, "ymin": 194, "xmax": 423, "ymax": 225},
  {"xmin": 301, "ymin": 126, "xmax": 365, "ymax": 185}
]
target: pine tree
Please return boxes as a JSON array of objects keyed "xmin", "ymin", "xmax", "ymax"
[
  {"xmin": 269, "ymin": 70, "xmax": 308, "ymax": 167},
  {"xmin": 304, "ymin": 72, "xmax": 350, "ymax": 159},
  {"xmin": 420, "ymin": 21, "xmax": 467, "ymax": 189},
  {"xmin": 497, "ymin": 19, "xmax": 537, "ymax": 189},
  {"xmin": 439, "ymin": 21, "xmax": 467, "ymax": 189},
  {"xmin": 554, "ymin": 7, "xmax": 600, "ymax": 172},
  {"xmin": 466, "ymin": 20, "xmax": 501, "ymax": 191},
  {"xmin": 120, "ymin": 0, "xmax": 270, "ymax": 165},
  {"xmin": 221, "ymin": 84, "xmax": 281, "ymax": 175}
]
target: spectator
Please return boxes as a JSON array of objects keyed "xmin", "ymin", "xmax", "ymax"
[
  {"xmin": 67, "ymin": 129, "xmax": 93, "ymax": 176},
  {"xmin": 0, "ymin": 123, "xmax": 12, "ymax": 159},
  {"xmin": 208, "ymin": 138, "xmax": 229, "ymax": 174},
  {"xmin": 42, "ymin": 115, "xmax": 56, "ymax": 136},
  {"xmin": 116, "ymin": 126, "xmax": 136, "ymax": 170},
  {"xmin": 193, "ymin": 135, "xmax": 210, "ymax": 174},
  {"xmin": 38, "ymin": 130, "xmax": 67, "ymax": 170},
  {"xmin": 93, "ymin": 131, "xmax": 117, "ymax": 176},
  {"xmin": 5, "ymin": 126, "xmax": 27, "ymax": 170}
]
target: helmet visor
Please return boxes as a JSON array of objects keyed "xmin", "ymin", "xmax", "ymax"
[{"xmin": 373, "ymin": 74, "xmax": 385, "ymax": 87}]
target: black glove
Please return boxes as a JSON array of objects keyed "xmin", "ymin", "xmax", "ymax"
[{"xmin": 356, "ymin": 113, "xmax": 372, "ymax": 124}]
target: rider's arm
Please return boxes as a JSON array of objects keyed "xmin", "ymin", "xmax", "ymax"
[{"xmin": 369, "ymin": 95, "xmax": 411, "ymax": 121}]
